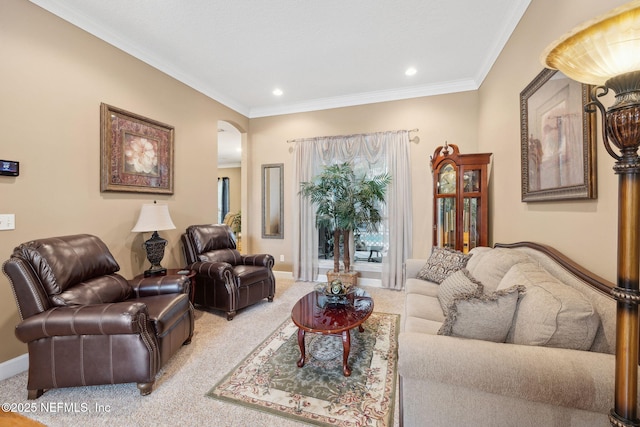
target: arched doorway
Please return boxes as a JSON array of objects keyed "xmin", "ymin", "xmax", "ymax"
[{"xmin": 217, "ymin": 120, "xmax": 247, "ymax": 252}]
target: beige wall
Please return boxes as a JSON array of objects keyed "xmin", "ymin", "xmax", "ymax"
[
  {"xmin": 248, "ymin": 0, "xmax": 627, "ymax": 282},
  {"xmin": 478, "ymin": 0, "xmax": 628, "ymax": 282},
  {"xmin": 249, "ymin": 93, "xmax": 480, "ymax": 271},
  {"xmin": 0, "ymin": 0, "xmax": 248, "ymax": 362}
]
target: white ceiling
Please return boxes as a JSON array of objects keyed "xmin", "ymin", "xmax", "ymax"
[{"xmin": 29, "ymin": 0, "xmax": 531, "ymax": 119}]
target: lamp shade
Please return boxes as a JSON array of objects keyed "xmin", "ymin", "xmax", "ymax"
[
  {"xmin": 131, "ymin": 203, "xmax": 176, "ymax": 232},
  {"xmin": 542, "ymin": 1, "xmax": 640, "ymax": 85}
]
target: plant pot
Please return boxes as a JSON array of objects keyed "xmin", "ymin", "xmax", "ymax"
[{"xmin": 326, "ymin": 271, "xmax": 359, "ymax": 287}]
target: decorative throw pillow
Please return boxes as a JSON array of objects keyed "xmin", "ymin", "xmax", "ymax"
[
  {"xmin": 437, "ymin": 285, "xmax": 525, "ymax": 342},
  {"xmin": 437, "ymin": 269, "xmax": 484, "ymax": 315},
  {"xmin": 499, "ymin": 262, "xmax": 600, "ymax": 350},
  {"xmin": 417, "ymin": 247, "xmax": 472, "ymax": 284}
]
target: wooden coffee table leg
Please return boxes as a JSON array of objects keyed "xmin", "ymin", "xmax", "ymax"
[
  {"xmin": 342, "ymin": 330, "xmax": 352, "ymax": 376},
  {"xmin": 296, "ymin": 328, "xmax": 306, "ymax": 368}
]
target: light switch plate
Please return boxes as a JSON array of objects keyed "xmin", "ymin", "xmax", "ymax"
[{"xmin": 0, "ymin": 214, "xmax": 15, "ymax": 230}]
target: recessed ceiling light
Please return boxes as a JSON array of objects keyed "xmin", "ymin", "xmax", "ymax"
[
  {"xmin": 405, "ymin": 67, "xmax": 417, "ymax": 76},
  {"xmin": 273, "ymin": 88, "xmax": 283, "ymax": 96}
]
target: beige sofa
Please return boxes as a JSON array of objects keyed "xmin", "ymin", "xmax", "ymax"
[{"xmin": 398, "ymin": 242, "xmax": 626, "ymax": 427}]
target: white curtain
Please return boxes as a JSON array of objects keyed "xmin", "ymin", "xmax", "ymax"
[{"xmin": 292, "ymin": 130, "xmax": 412, "ymax": 289}]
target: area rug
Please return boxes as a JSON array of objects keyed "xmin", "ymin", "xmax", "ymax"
[{"xmin": 207, "ymin": 312, "xmax": 399, "ymax": 426}]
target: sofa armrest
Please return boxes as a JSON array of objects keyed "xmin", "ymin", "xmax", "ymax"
[
  {"xmin": 241, "ymin": 254, "xmax": 275, "ymax": 269},
  {"xmin": 398, "ymin": 332, "xmax": 616, "ymax": 413},
  {"xmin": 129, "ymin": 275, "xmax": 190, "ymax": 297},
  {"xmin": 404, "ymin": 258, "xmax": 426, "ymax": 279},
  {"xmin": 15, "ymin": 302, "xmax": 150, "ymax": 342}
]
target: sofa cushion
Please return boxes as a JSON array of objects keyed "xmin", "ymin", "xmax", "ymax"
[
  {"xmin": 187, "ymin": 224, "xmax": 236, "ymax": 253},
  {"xmin": 51, "ymin": 274, "xmax": 132, "ymax": 307},
  {"xmin": 499, "ymin": 262, "xmax": 600, "ymax": 350},
  {"xmin": 464, "ymin": 246, "xmax": 492, "ymax": 272},
  {"xmin": 199, "ymin": 248, "xmax": 242, "ymax": 264},
  {"xmin": 14, "ymin": 234, "xmax": 121, "ymax": 295},
  {"xmin": 465, "ymin": 247, "xmax": 531, "ymax": 292},
  {"xmin": 437, "ymin": 269, "xmax": 483, "ymax": 315},
  {"xmin": 405, "ymin": 278, "xmax": 440, "ymax": 297},
  {"xmin": 403, "ymin": 316, "xmax": 443, "ymax": 335},
  {"xmin": 416, "ymin": 247, "xmax": 471, "ymax": 284},
  {"xmin": 406, "ymin": 294, "xmax": 446, "ymax": 323},
  {"xmin": 438, "ymin": 285, "xmax": 525, "ymax": 342}
]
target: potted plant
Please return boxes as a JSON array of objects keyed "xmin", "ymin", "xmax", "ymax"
[
  {"xmin": 230, "ymin": 211, "xmax": 241, "ymax": 234},
  {"xmin": 300, "ymin": 162, "xmax": 391, "ymax": 283}
]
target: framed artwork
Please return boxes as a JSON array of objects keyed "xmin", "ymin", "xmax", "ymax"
[
  {"xmin": 100, "ymin": 103, "xmax": 174, "ymax": 194},
  {"xmin": 520, "ymin": 69, "xmax": 596, "ymax": 202}
]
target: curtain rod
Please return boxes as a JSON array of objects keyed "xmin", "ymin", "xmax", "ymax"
[{"xmin": 287, "ymin": 128, "xmax": 419, "ymax": 144}]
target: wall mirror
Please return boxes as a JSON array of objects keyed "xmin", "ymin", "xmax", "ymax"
[{"xmin": 262, "ymin": 163, "xmax": 284, "ymax": 239}]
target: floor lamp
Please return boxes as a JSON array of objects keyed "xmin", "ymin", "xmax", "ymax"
[{"xmin": 543, "ymin": 2, "xmax": 640, "ymax": 426}]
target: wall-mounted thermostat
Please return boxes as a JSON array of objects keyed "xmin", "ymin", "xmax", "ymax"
[{"xmin": 0, "ymin": 160, "xmax": 19, "ymax": 176}]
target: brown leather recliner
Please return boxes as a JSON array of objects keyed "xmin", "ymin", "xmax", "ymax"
[
  {"xmin": 181, "ymin": 224, "xmax": 275, "ymax": 320},
  {"xmin": 2, "ymin": 234, "xmax": 194, "ymax": 399}
]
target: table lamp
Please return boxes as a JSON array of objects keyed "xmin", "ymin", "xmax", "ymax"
[
  {"xmin": 132, "ymin": 201, "xmax": 176, "ymax": 277},
  {"xmin": 543, "ymin": 2, "xmax": 640, "ymax": 426}
]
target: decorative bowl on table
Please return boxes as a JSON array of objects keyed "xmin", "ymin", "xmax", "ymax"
[{"xmin": 315, "ymin": 279, "xmax": 356, "ymax": 305}]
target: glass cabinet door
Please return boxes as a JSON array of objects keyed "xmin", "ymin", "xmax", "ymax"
[
  {"xmin": 462, "ymin": 197, "xmax": 479, "ymax": 253},
  {"xmin": 463, "ymin": 170, "xmax": 480, "ymax": 193},
  {"xmin": 436, "ymin": 197, "xmax": 456, "ymax": 249}
]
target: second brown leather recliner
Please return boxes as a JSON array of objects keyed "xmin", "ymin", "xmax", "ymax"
[{"xmin": 182, "ymin": 224, "xmax": 275, "ymax": 320}]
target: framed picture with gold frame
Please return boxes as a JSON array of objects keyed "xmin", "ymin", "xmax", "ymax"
[
  {"xmin": 100, "ymin": 103, "xmax": 174, "ymax": 194},
  {"xmin": 519, "ymin": 69, "xmax": 597, "ymax": 202}
]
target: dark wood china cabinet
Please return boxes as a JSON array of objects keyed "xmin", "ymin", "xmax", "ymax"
[{"xmin": 431, "ymin": 143, "xmax": 492, "ymax": 253}]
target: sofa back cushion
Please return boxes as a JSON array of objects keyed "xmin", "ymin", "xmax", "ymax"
[
  {"xmin": 13, "ymin": 234, "xmax": 121, "ymax": 297},
  {"xmin": 499, "ymin": 262, "xmax": 600, "ymax": 351},
  {"xmin": 51, "ymin": 274, "xmax": 132, "ymax": 307},
  {"xmin": 187, "ymin": 224, "xmax": 236, "ymax": 254},
  {"xmin": 199, "ymin": 248, "xmax": 242, "ymax": 265},
  {"xmin": 466, "ymin": 247, "xmax": 531, "ymax": 293}
]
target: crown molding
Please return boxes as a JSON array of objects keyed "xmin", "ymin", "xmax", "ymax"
[
  {"xmin": 248, "ymin": 80, "xmax": 478, "ymax": 118},
  {"xmin": 28, "ymin": 0, "xmax": 251, "ymax": 116}
]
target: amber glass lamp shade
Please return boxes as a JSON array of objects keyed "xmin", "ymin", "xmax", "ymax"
[
  {"xmin": 543, "ymin": 1, "xmax": 640, "ymax": 86},
  {"xmin": 543, "ymin": 2, "xmax": 640, "ymax": 158}
]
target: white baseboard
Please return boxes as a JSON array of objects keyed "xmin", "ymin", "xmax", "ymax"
[
  {"xmin": 273, "ymin": 270, "xmax": 294, "ymax": 280},
  {"xmin": 0, "ymin": 353, "xmax": 28, "ymax": 381},
  {"xmin": 317, "ymin": 274, "xmax": 382, "ymax": 288},
  {"xmin": 273, "ymin": 270, "xmax": 382, "ymax": 287}
]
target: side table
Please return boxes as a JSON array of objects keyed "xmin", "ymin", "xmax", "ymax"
[{"xmin": 134, "ymin": 268, "xmax": 197, "ymax": 304}]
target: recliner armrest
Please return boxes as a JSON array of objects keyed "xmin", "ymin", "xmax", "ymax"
[
  {"xmin": 241, "ymin": 254, "xmax": 275, "ymax": 269},
  {"xmin": 15, "ymin": 302, "xmax": 150, "ymax": 343},
  {"xmin": 129, "ymin": 275, "xmax": 190, "ymax": 298},
  {"xmin": 190, "ymin": 261, "xmax": 235, "ymax": 281}
]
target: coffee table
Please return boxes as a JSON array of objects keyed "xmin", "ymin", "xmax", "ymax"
[{"xmin": 291, "ymin": 289, "xmax": 374, "ymax": 376}]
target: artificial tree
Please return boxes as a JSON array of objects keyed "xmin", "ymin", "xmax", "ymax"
[{"xmin": 300, "ymin": 162, "xmax": 391, "ymax": 275}]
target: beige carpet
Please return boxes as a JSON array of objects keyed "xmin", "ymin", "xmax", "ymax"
[{"xmin": 0, "ymin": 279, "xmax": 405, "ymax": 426}]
